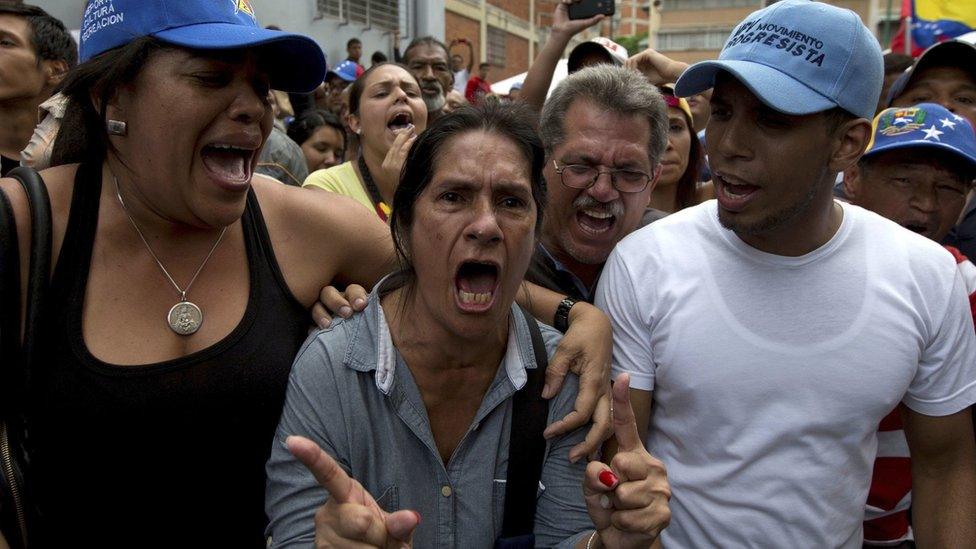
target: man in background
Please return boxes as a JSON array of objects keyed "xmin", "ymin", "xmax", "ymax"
[
  {"xmin": 465, "ymin": 62, "xmax": 492, "ymax": 105},
  {"xmin": 342, "ymin": 37, "xmax": 364, "ymax": 78},
  {"xmin": 888, "ymin": 40, "xmax": 976, "ymax": 262},
  {"xmin": 0, "ymin": 1, "xmax": 75, "ymax": 174},
  {"xmin": 402, "ymin": 36, "xmax": 453, "ymax": 122},
  {"xmin": 450, "ymin": 37, "xmax": 473, "ymax": 93},
  {"xmin": 843, "ymin": 101, "xmax": 976, "ymax": 547}
]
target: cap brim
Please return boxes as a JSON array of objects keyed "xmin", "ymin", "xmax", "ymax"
[
  {"xmin": 675, "ymin": 59, "xmax": 837, "ymax": 116},
  {"xmin": 154, "ymin": 23, "xmax": 326, "ymax": 93},
  {"xmin": 867, "ymin": 140, "xmax": 976, "ymax": 170}
]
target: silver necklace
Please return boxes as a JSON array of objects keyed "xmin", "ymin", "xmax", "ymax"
[{"xmin": 113, "ymin": 176, "xmax": 227, "ymax": 336}]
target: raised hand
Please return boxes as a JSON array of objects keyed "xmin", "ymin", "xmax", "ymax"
[
  {"xmin": 287, "ymin": 436, "xmax": 421, "ymax": 548},
  {"xmin": 624, "ymin": 48, "xmax": 689, "ymax": 86},
  {"xmin": 381, "ymin": 126, "xmax": 417, "ymax": 189},
  {"xmin": 552, "ymin": 0, "xmax": 605, "ymax": 42},
  {"xmin": 582, "ymin": 374, "xmax": 671, "ymax": 548}
]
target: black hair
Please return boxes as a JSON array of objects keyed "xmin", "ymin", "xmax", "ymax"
[
  {"xmin": 347, "ymin": 38, "xmax": 362, "ymax": 48},
  {"xmin": 390, "ymin": 102, "xmax": 547, "ymax": 282},
  {"xmin": 51, "ymin": 37, "xmax": 168, "ymax": 166},
  {"xmin": 823, "ymin": 106, "xmax": 859, "ymax": 134},
  {"xmin": 347, "ymin": 61, "xmax": 416, "ymax": 116},
  {"xmin": 402, "ymin": 36, "xmax": 450, "ymax": 64},
  {"xmin": 0, "ymin": 1, "xmax": 77, "ymax": 68},
  {"xmin": 479, "ymin": 62, "xmax": 491, "ymax": 69},
  {"xmin": 287, "ymin": 108, "xmax": 345, "ymax": 148},
  {"xmin": 371, "ymin": 51, "xmax": 388, "ymax": 64}
]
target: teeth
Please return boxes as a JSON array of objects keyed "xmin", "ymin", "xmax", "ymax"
[
  {"xmin": 582, "ymin": 209, "xmax": 612, "ymax": 219},
  {"xmin": 212, "ymin": 144, "xmax": 248, "ymax": 152},
  {"xmin": 459, "ymin": 290, "xmax": 493, "ymax": 304}
]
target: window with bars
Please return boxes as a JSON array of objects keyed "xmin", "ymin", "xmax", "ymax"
[
  {"xmin": 660, "ymin": 0, "xmax": 760, "ymax": 9},
  {"xmin": 656, "ymin": 28, "xmax": 733, "ymax": 51},
  {"xmin": 316, "ymin": 0, "xmax": 399, "ymax": 31},
  {"xmin": 487, "ymin": 26, "xmax": 506, "ymax": 67}
]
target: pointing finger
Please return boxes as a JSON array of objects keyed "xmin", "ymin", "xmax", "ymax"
[
  {"xmin": 286, "ymin": 435, "xmax": 356, "ymax": 503},
  {"xmin": 611, "ymin": 374, "xmax": 643, "ymax": 452}
]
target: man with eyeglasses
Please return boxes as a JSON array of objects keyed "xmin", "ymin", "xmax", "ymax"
[{"xmin": 526, "ymin": 64, "xmax": 668, "ymax": 306}]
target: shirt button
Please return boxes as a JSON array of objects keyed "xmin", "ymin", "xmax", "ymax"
[{"xmin": 441, "ymin": 485, "xmax": 453, "ymax": 497}]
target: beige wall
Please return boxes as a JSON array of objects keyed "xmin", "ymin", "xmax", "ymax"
[{"xmin": 655, "ymin": 0, "xmax": 884, "ymax": 64}]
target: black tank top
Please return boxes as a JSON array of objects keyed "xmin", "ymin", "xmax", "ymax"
[{"xmin": 27, "ymin": 163, "xmax": 310, "ymax": 547}]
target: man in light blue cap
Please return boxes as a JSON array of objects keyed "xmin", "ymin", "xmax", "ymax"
[{"xmin": 595, "ymin": 1, "xmax": 976, "ymax": 547}]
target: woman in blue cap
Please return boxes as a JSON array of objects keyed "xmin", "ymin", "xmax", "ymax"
[{"xmin": 0, "ymin": 1, "xmax": 614, "ymax": 546}]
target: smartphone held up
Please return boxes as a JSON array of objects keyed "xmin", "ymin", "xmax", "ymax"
[{"xmin": 567, "ymin": 0, "xmax": 615, "ymax": 20}]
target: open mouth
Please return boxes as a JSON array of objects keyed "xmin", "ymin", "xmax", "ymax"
[
  {"xmin": 387, "ymin": 112, "xmax": 414, "ymax": 132},
  {"xmin": 902, "ymin": 222, "xmax": 930, "ymax": 235},
  {"xmin": 201, "ymin": 144, "xmax": 254, "ymax": 185},
  {"xmin": 455, "ymin": 261, "xmax": 499, "ymax": 311},
  {"xmin": 576, "ymin": 206, "xmax": 616, "ymax": 236},
  {"xmin": 715, "ymin": 172, "xmax": 760, "ymax": 212}
]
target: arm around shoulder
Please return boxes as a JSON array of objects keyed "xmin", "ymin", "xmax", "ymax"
[{"xmin": 252, "ymin": 177, "xmax": 395, "ymax": 306}]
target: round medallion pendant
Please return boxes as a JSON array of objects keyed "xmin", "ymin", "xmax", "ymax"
[{"xmin": 168, "ymin": 301, "xmax": 203, "ymax": 335}]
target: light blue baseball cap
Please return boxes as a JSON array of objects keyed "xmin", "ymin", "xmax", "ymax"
[
  {"xmin": 864, "ymin": 103, "xmax": 976, "ymax": 176},
  {"xmin": 80, "ymin": 0, "xmax": 326, "ymax": 93},
  {"xmin": 675, "ymin": 0, "xmax": 883, "ymax": 120}
]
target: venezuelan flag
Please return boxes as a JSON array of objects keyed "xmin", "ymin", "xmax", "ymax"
[{"xmin": 891, "ymin": 0, "xmax": 976, "ymax": 55}]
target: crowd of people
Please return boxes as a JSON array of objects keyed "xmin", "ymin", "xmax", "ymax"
[{"xmin": 0, "ymin": 0, "xmax": 974, "ymax": 547}]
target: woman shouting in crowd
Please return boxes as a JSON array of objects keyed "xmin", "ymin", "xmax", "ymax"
[
  {"xmin": 303, "ymin": 63, "xmax": 427, "ymax": 222},
  {"xmin": 266, "ymin": 104, "xmax": 670, "ymax": 548}
]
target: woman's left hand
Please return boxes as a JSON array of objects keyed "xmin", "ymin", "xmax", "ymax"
[
  {"xmin": 543, "ymin": 302, "xmax": 614, "ymax": 462},
  {"xmin": 583, "ymin": 374, "xmax": 670, "ymax": 548}
]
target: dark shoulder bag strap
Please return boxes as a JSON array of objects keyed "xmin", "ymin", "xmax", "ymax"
[
  {"xmin": 496, "ymin": 306, "xmax": 551, "ymax": 547},
  {"xmin": 1, "ymin": 167, "xmax": 50, "ymax": 549},
  {"xmin": 0, "ymin": 187, "xmax": 22, "ymax": 413},
  {"xmin": 8, "ymin": 167, "xmax": 52, "ymax": 378}
]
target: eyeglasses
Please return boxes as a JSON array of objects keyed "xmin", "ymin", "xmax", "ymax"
[{"xmin": 551, "ymin": 160, "xmax": 652, "ymax": 194}]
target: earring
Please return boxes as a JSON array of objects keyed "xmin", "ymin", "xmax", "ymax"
[{"xmin": 106, "ymin": 119, "xmax": 127, "ymax": 136}]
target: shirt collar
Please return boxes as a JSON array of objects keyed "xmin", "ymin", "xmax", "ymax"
[
  {"xmin": 348, "ymin": 275, "xmax": 535, "ymax": 395},
  {"xmin": 537, "ymin": 243, "xmax": 594, "ymax": 300}
]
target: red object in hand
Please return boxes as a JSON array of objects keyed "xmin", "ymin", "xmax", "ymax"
[{"xmin": 599, "ymin": 470, "xmax": 618, "ymax": 488}]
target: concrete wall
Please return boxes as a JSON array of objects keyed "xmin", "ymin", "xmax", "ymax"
[{"xmin": 35, "ymin": 0, "xmax": 445, "ymax": 69}]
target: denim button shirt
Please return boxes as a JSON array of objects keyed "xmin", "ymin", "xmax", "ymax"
[{"xmin": 265, "ymin": 287, "xmax": 594, "ymax": 548}]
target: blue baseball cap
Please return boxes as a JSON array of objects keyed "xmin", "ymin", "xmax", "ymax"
[
  {"xmin": 675, "ymin": 0, "xmax": 883, "ymax": 120},
  {"xmin": 327, "ymin": 60, "xmax": 360, "ymax": 83},
  {"xmin": 864, "ymin": 103, "xmax": 976, "ymax": 175},
  {"xmin": 80, "ymin": 0, "xmax": 326, "ymax": 93}
]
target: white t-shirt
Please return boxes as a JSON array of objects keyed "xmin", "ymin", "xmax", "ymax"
[
  {"xmin": 453, "ymin": 68, "xmax": 469, "ymax": 93},
  {"xmin": 595, "ymin": 200, "xmax": 976, "ymax": 548}
]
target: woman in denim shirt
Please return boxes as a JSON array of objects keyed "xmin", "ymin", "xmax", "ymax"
[{"xmin": 266, "ymin": 103, "xmax": 670, "ymax": 548}]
